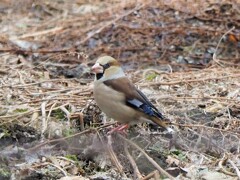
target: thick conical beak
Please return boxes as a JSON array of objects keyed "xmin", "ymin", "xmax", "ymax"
[{"xmin": 91, "ymin": 63, "xmax": 103, "ymax": 74}]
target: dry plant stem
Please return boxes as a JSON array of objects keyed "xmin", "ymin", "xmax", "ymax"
[
  {"xmin": 46, "ymin": 102, "xmax": 57, "ymax": 130},
  {"xmin": 105, "ymin": 134, "xmax": 124, "ymax": 175},
  {"xmin": 17, "ymin": 27, "xmax": 64, "ymax": 39},
  {"xmin": 118, "ymin": 134, "xmax": 174, "ymax": 180},
  {"xmin": 47, "ymin": 162, "xmax": 68, "ymax": 176},
  {"xmin": 141, "ymin": 170, "xmax": 160, "ymax": 180},
  {"xmin": 41, "ymin": 101, "xmax": 47, "ymax": 138},
  {"xmin": 30, "ymin": 87, "xmax": 83, "ymax": 96},
  {"xmin": 0, "ymin": 111, "xmax": 33, "ymax": 125},
  {"xmin": 218, "ymin": 154, "xmax": 236, "ymax": 176},
  {"xmin": 186, "ymin": 127, "xmax": 226, "ymax": 152},
  {"xmin": 213, "ymin": 26, "xmax": 235, "ymax": 62},
  {"xmin": 1, "ymin": 78, "xmax": 76, "ymax": 88},
  {"xmin": 171, "ymin": 123, "xmax": 240, "ymax": 137},
  {"xmin": 228, "ymin": 159, "xmax": 240, "ymax": 178},
  {"xmin": 123, "ymin": 141, "xmax": 143, "ymax": 179},
  {"xmin": 80, "ymin": 3, "xmax": 146, "ymax": 45},
  {"xmin": 173, "ymin": 96, "xmax": 240, "ymax": 103},
  {"xmin": 27, "ymin": 123, "xmax": 116, "ymax": 152},
  {"xmin": 57, "ymin": 156, "xmax": 76, "ymax": 164},
  {"xmin": 22, "ymin": 97, "xmax": 89, "ymax": 105},
  {"xmin": 60, "ymin": 105, "xmax": 70, "ymax": 124},
  {"xmin": 0, "ymin": 48, "xmax": 69, "ymax": 54},
  {"xmin": 140, "ymin": 73, "xmax": 240, "ymax": 87},
  {"xmin": 78, "ymin": 112, "xmax": 85, "ymax": 131}
]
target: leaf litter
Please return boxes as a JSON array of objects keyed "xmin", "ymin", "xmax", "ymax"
[{"xmin": 0, "ymin": 0, "xmax": 239, "ymax": 179}]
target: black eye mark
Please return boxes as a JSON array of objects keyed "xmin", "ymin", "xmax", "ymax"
[{"xmin": 101, "ymin": 63, "xmax": 110, "ymax": 70}]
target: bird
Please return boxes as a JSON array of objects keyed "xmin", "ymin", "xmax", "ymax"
[{"xmin": 91, "ymin": 56, "xmax": 173, "ymax": 133}]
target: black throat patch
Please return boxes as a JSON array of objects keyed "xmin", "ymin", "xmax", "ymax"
[
  {"xmin": 95, "ymin": 63, "xmax": 110, "ymax": 80},
  {"xmin": 96, "ymin": 73, "xmax": 104, "ymax": 80}
]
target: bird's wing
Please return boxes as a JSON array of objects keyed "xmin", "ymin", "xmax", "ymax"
[{"xmin": 103, "ymin": 77, "xmax": 164, "ymax": 119}]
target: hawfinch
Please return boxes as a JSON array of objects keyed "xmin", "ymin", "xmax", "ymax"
[{"xmin": 91, "ymin": 56, "xmax": 173, "ymax": 132}]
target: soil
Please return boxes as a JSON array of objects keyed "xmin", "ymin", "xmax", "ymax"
[{"xmin": 0, "ymin": 0, "xmax": 239, "ymax": 179}]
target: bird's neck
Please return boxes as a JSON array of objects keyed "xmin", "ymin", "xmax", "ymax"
[{"xmin": 95, "ymin": 68, "xmax": 125, "ymax": 82}]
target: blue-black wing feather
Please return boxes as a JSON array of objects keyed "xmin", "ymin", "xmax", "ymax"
[{"xmin": 103, "ymin": 78, "xmax": 164, "ymax": 119}]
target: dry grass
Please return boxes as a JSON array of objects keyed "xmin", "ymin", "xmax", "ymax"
[{"xmin": 0, "ymin": 0, "xmax": 239, "ymax": 179}]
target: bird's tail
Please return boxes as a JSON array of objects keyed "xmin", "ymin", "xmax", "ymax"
[{"xmin": 150, "ymin": 116, "xmax": 174, "ymax": 133}]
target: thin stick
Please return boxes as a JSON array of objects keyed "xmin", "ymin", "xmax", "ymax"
[
  {"xmin": 47, "ymin": 162, "xmax": 68, "ymax": 176},
  {"xmin": 218, "ymin": 154, "xmax": 236, "ymax": 176},
  {"xmin": 118, "ymin": 134, "xmax": 174, "ymax": 180},
  {"xmin": 1, "ymin": 78, "xmax": 78, "ymax": 88},
  {"xmin": 213, "ymin": 27, "xmax": 235, "ymax": 62},
  {"xmin": 41, "ymin": 101, "xmax": 48, "ymax": 138},
  {"xmin": 17, "ymin": 27, "xmax": 64, "ymax": 39},
  {"xmin": 170, "ymin": 122, "xmax": 240, "ymax": 137},
  {"xmin": 79, "ymin": 3, "xmax": 146, "ymax": 45},
  {"xmin": 228, "ymin": 159, "xmax": 240, "ymax": 178},
  {"xmin": 141, "ymin": 170, "xmax": 160, "ymax": 180},
  {"xmin": 45, "ymin": 102, "xmax": 57, "ymax": 133},
  {"xmin": 140, "ymin": 73, "xmax": 240, "ymax": 87},
  {"xmin": 123, "ymin": 141, "xmax": 143, "ymax": 179},
  {"xmin": 27, "ymin": 123, "xmax": 116, "ymax": 152},
  {"xmin": 105, "ymin": 134, "xmax": 124, "ymax": 174}
]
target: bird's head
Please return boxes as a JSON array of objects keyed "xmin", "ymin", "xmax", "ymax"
[{"xmin": 91, "ymin": 56, "xmax": 125, "ymax": 81}]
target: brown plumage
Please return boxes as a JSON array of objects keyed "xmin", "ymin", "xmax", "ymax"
[{"xmin": 91, "ymin": 56, "xmax": 173, "ymax": 132}]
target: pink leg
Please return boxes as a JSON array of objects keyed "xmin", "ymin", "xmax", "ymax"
[{"xmin": 108, "ymin": 124, "xmax": 129, "ymax": 134}]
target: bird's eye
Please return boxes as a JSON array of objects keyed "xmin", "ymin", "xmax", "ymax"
[{"xmin": 101, "ymin": 63, "xmax": 110, "ymax": 70}]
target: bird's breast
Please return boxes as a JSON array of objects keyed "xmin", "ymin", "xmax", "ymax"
[{"xmin": 93, "ymin": 82, "xmax": 137, "ymax": 123}]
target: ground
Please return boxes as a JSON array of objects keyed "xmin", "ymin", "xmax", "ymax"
[{"xmin": 0, "ymin": 0, "xmax": 240, "ymax": 179}]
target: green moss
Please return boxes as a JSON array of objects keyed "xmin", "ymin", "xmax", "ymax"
[
  {"xmin": 0, "ymin": 167, "xmax": 11, "ymax": 179},
  {"xmin": 170, "ymin": 149, "xmax": 187, "ymax": 161},
  {"xmin": 13, "ymin": 108, "xmax": 28, "ymax": 113},
  {"xmin": 52, "ymin": 109, "xmax": 65, "ymax": 120},
  {"xmin": 63, "ymin": 128, "xmax": 75, "ymax": 137},
  {"xmin": 65, "ymin": 154, "xmax": 78, "ymax": 162},
  {"xmin": 146, "ymin": 73, "xmax": 157, "ymax": 81},
  {"xmin": 0, "ymin": 129, "xmax": 10, "ymax": 138}
]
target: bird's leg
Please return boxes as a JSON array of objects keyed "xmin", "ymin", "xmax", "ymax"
[
  {"xmin": 108, "ymin": 124, "xmax": 129, "ymax": 134},
  {"xmin": 116, "ymin": 124, "xmax": 129, "ymax": 131}
]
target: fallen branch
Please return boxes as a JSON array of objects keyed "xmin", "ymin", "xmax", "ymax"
[
  {"xmin": 140, "ymin": 73, "xmax": 240, "ymax": 87},
  {"xmin": 213, "ymin": 26, "xmax": 235, "ymax": 64},
  {"xmin": 141, "ymin": 170, "xmax": 160, "ymax": 180},
  {"xmin": 79, "ymin": 3, "xmax": 146, "ymax": 45},
  {"xmin": 218, "ymin": 154, "xmax": 236, "ymax": 176},
  {"xmin": 118, "ymin": 134, "xmax": 174, "ymax": 180},
  {"xmin": 27, "ymin": 123, "xmax": 116, "ymax": 152},
  {"xmin": 228, "ymin": 159, "xmax": 240, "ymax": 178},
  {"xmin": 171, "ymin": 122, "xmax": 240, "ymax": 137},
  {"xmin": 105, "ymin": 134, "xmax": 125, "ymax": 175},
  {"xmin": 123, "ymin": 141, "xmax": 143, "ymax": 179}
]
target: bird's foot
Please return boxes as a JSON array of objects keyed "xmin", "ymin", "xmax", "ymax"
[{"xmin": 107, "ymin": 124, "xmax": 129, "ymax": 135}]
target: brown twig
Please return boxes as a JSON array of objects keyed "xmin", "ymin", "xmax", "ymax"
[
  {"xmin": 105, "ymin": 134, "xmax": 125, "ymax": 176},
  {"xmin": 1, "ymin": 78, "xmax": 78, "ymax": 88},
  {"xmin": 170, "ymin": 122, "xmax": 240, "ymax": 137},
  {"xmin": 140, "ymin": 73, "xmax": 240, "ymax": 87},
  {"xmin": 123, "ymin": 141, "xmax": 143, "ymax": 179},
  {"xmin": 228, "ymin": 159, "xmax": 240, "ymax": 178},
  {"xmin": 47, "ymin": 162, "xmax": 68, "ymax": 176},
  {"xmin": 218, "ymin": 154, "xmax": 236, "ymax": 176},
  {"xmin": 213, "ymin": 27, "xmax": 235, "ymax": 64},
  {"xmin": 0, "ymin": 48, "xmax": 69, "ymax": 54},
  {"xmin": 79, "ymin": 3, "xmax": 147, "ymax": 45},
  {"xmin": 141, "ymin": 170, "xmax": 160, "ymax": 180},
  {"xmin": 27, "ymin": 123, "xmax": 115, "ymax": 152},
  {"xmin": 17, "ymin": 27, "xmax": 64, "ymax": 39},
  {"xmin": 118, "ymin": 134, "xmax": 174, "ymax": 180}
]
